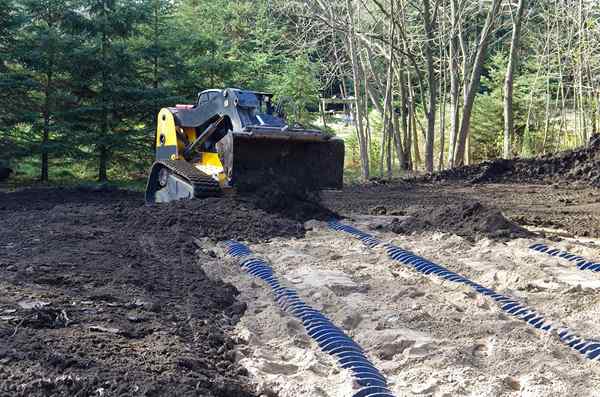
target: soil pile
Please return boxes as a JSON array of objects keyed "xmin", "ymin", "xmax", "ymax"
[
  {"xmin": 387, "ymin": 200, "xmax": 531, "ymax": 241},
  {"xmin": 130, "ymin": 197, "xmax": 306, "ymax": 244},
  {"xmin": 0, "ymin": 183, "xmax": 339, "ymax": 396},
  {"xmin": 235, "ymin": 174, "xmax": 338, "ymax": 222},
  {"xmin": 1, "ymin": 186, "xmax": 329, "ymax": 396},
  {"xmin": 423, "ymin": 134, "xmax": 600, "ymax": 185},
  {"xmin": 323, "ymin": 184, "xmax": 529, "ymax": 241},
  {"xmin": 0, "ymin": 185, "xmax": 139, "ymax": 211},
  {"xmin": 0, "ymin": 186, "xmax": 321, "ymax": 242}
]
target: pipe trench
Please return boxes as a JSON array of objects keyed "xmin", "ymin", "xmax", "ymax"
[
  {"xmin": 530, "ymin": 243, "xmax": 600, "ymax": 272},
  {"xmin": 224, "ymin": 240, "xmax": 396, "ymax": 397},
  {"xmin": 329, "ymin": 221, "xmax": 600, "ymax": 361}
]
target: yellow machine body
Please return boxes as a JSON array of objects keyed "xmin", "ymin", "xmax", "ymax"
[
  {"xmin": 145, "ymin": 88, "xmax": 344, "ymax": 203},
  {"xmin": 154, "ymin": 108, "xmax": 227, "ymax": 186}
]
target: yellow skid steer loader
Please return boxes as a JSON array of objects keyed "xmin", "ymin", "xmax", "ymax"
[{"xmin": 145, "ymin": 88, "xmax": 344, "ymax": 203}]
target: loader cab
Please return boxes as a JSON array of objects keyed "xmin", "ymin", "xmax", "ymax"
[
  {"xmin": 197, "ymin": 89, "xmax": 222, "ymax": 107},
  {"xmin": 226, "ymin": 89, "xmax": 286, "ymax": 129}
]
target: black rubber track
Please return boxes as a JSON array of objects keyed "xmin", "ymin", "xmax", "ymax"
[{"xmin": 146, "ymin": 159, "xmax": 221, "ymax": 203}]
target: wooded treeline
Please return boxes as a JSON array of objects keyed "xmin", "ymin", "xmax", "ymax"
[
  {"xmin": 0, "ymin": 0, "xmax": 314, "ymax": 181},
  {"xmin": 279, "ymin": 0, "xmax": 600, "ymax": 179},
  {"xmin": 1, "ymin": 0, "xmax": 599, "ymax": 182}
]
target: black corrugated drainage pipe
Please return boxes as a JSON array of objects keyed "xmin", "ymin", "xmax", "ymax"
[
  {"xmin": 330, "ymin": 221, "xmax": 600, "ymax": 361},
  {"xmin": 224, "ymin": 240, "xmax": 396, "ymax": 397},
  {"xmin": 530, "ymin": 243, "xmax": 600, "ymax": 272}
]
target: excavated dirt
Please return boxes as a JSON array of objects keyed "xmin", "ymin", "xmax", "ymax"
[
  {"xmin": 0, "ymin": 186, "xmax": 325, "ymax": 397},
  {"xmin": 321, "ymin": 136, "xmax": 600, "ymax": 241},
  {"xmin": 324, "ymin": 181, "xmax": 600, "ymax": 241},
  {"xmin": 4, "ymin": 148, "xmax": 600, "ymax": 396},
  {"xmin": 323, "ymin": 183, "xmax": 532, "ymax": 241},
  {"xmin": 421, "ymin": 134, "xmax": 600, "ymax": 185},
  {"xmin": 386, "ymin": 200, "xmax": 531, "ymax": 241},
  {"xmin": 234, "ymin": 173, "xmax": 338, "ymax": 222}
]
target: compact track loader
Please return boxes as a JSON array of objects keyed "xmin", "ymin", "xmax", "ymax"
[{"xmin": 145, "ymin": 88, "xmax": 344, "ymax": 203}]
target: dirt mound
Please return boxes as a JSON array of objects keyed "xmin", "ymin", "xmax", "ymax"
[
  {"xmin": 0, "ymin": 185, "xmax": 140, "ymax": 211},
  {"xmin": 387, "ymin": 200, "xmax": 531, "ymax": 241},
  {"xmin": 1, "ymin": 187, "xmax": 330, "ymax": 396},
  {"xmin": 131, "ymin": 197, "xmax": 306, "ymax": 244},
  {"xmin": 235, "ymin": 173, "xmax": 339, "ymax": 222},
  {"xmin": 323, "ymin": 184, "xmax": 531, "ymax": 241},
  {"xmin": 0, "ymin": 183, "xmax": 339, "ymax": 395},
  {"xmin": 422, "ymin": 134, "xmax": 600, "ymax": 185},
  {"xmin": 0, "ymin": 186, "xmax": 317, "ymax": 242}
]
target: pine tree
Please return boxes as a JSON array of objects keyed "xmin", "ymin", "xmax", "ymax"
[
  {"xmin": 67, "ymin": 0, "xmax": 147, "ymax": 181},
  {"xmin": 14, "ymin": 0, "xmax": 81, "ymax": 181},
  {"xmin": 0, "ymin": 0, "xmax": 28, "ymax": 164},
  {"xmin": 130, "ymin": 0, "xmax": 185, "ymax": 145}
]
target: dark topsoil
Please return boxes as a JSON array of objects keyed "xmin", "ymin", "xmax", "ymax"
[
  {"xmin": 0, "ymin": 186, "xmax": 334, "ymax": 397},
  {"xmin": 420, "ymin": 134, "xmax": 600, "ymax": 186},
  {"xmin": 4, "ymin": 135, "xmax": 600, "ymax": 396},
  {"xmin": 324, "ymin": 181, "xmax": 600, "ymax": 240},
  {"xmin": 324, "ymin": 134, "xmax": 600, "ymax": 241},
  {"xmin": 323, "ymin": 182, "xmax": 532, "ymax": 241}
]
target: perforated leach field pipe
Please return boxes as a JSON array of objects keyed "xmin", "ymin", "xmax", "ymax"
[
  {"xmin": 530, "ymin": 243, "xmax": 600, "ymax": 272},
  {"xmin": 329, "ymin": 221, "xmax": 600, "ymax": 361},
  {"xmin": 224, "ymin": 240, "xmax": 396, "ymax": 397}
]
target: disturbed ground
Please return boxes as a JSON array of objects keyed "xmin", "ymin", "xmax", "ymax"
[
  {"xmin": 0, "ymin": 186, "xmax": 318, "ymax": 397},
  {"xmin": 212, "ymin": 219, "xmax": 600, "ymax": 397},
  {"xmin": 419, "ymin": 133, "xmax": 600, "ymax": 186},
  {"xmin": 323, "ymin": 182, "xmax": 600, "ymax": 241},
  {"xmin": 4, "ymin": 134, "xmax": 600, "ymax": 396},
  {"xmin": 319, "ymin": 133, "xmax": 600, "ymax": 242}
]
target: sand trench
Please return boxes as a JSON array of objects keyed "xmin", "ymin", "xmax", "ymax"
[{"xmin": 199, "ymin": 218, "xmax": 600, "ymax": 396}]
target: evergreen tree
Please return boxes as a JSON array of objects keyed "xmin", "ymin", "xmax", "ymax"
[
  {"xmin": 226, "ymin": 0, "xmax": 286, "ymax": 90},
  {"xmin": 130, "ymin": 0, "xmax": 185, "ymax": 145},
  {"xmin": 14, "ymin": 0, "xmax": 81, "ymax": 181},
  {"xmin": 67, "ymin": 0, "xmax": 147, "ymax": 181},
  {"xmin": 0, "ymin": 0, "xmax": 27, "ymax": 163}
]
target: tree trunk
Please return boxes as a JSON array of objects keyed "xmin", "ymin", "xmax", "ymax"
[
  {"xmin": 453, "ymin": 0, "xmax": 502, "ymax": 166},
  {"xmin": 578, "ymin": 0, "xmax": 587, "ymax": 144},
  {"xmin": 422, "ymin": 0, "xmax": 437, "ymax": 173},
  {"xmin": 438, "ymin": 5, "xmax": 447, "ymax": 171},
  {"xmin": 346, "ymin": 0, "xmax": 369, "ymax": 180},
  {"xmin": 503, "ymin": 0, "xmax": 526, "ymax": 159},
  {"xmin": 439, "ymin": 65, "xmax": 447, "ymax": 171},
  {"xmin": 41, "ymin": 10, "xmax": 56, "ymax": 183},
  {"xmin": 41, "ymin": 52, "xmax": 54, "ymax": 183},
  {"xmin": 448, "ymin": 0, "xmax": 460, "ymax": 168},
  {"xmin": 99, "ymin": 0, "xmax": 109, "ymax": 182},
  {"xmin": 409, "ymin": 89, "xmax": 421, "ymax": 168},
  {"xmin": 392, "ymin": 106, "xmax": 406, "ymax": 170},
  {"xmin": 99, "ymin": 146, "xmax": 108, "ymax": 182},
  {"xmin": 397, "ymin": 56, "xmax": 411, "ymax": 170}
]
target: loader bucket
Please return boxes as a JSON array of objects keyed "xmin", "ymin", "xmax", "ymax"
[{"xmin": 223, "ymin": 132, "xmax": 345, "ymax": 193}]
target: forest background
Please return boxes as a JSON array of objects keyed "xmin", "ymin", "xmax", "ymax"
[{"xmin": 1, "ymin": 0, "xmax": 597, "ymax": 184}]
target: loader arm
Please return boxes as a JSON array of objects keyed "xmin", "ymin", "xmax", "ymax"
[{"xmin": 146, "ymin": 88, "xmax": 344, "ymax": 203}]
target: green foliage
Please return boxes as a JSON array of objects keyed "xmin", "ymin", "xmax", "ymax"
[
  {"xmin": 0, "ymin": 0, "xmax": 30, "ymax": 163},
  {"xmin": 270, "ymin": 55, "xmax": 320, "ymax": 125},
  {"xmin": 3, "ymin": 0, "xmax": 599, "ymax": 184},
  {"xmin": 1, "ymin": 0, "xmax": 317, "ymax": 183},
  {"xmin": 343, "ymin": 110, "xmax": 397, "ymax": 179},
  {"xmin": 469, "ymin": 52, "xmax": 547, "ymax": 161},
  {"xmin": 65, "ymin": 0, "xmax": 149, "ymax": 180},
  {"xmin": 173, "ymin": 0, "xmax": 285, "ymax": 93}
]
